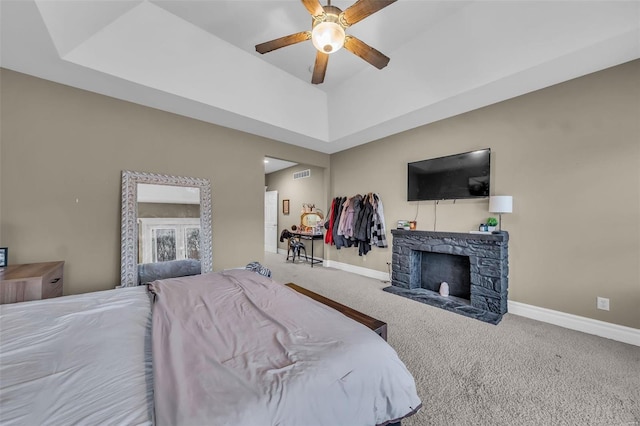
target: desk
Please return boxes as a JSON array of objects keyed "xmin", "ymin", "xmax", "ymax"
[{"xmin": 291, "ymin": 232, "xmax": 323, "ymax": 267}]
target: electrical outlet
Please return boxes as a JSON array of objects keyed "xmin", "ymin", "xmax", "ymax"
[{"xmin": 597, "ymin": 297, "xmax": 610, "ymax": 311}]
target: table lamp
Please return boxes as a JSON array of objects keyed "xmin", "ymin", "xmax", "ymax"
[{"xmin": 489, "ymin": 196, "xmax": 513, "ymax": 232}]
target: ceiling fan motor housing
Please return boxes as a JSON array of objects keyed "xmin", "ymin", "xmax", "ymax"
[
  {"xmin": 255, "ymin": 0, "xmax": 396, "ymax": 84},
  {"xmin": 311, "ymin": 5, "xmax": 345, "ymax": 53}
]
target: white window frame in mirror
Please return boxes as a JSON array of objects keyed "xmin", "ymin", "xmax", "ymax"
[
  {"xmin": 138, "ymin": 217, "xmax": 201, "ymax": 264},
  {"xmin": 120, "ymin": 170, "xmax": 212, "ymax": 287}
]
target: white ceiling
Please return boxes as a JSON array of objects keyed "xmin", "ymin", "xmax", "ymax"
[
  {"xmin": 265, "ymin": 156, "xmax": 298, "ymax": 174},
  {"xmin": 1, "ymin": 0, "xmax": 638, "ymax": 154}
]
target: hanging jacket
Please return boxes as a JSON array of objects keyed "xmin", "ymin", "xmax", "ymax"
[
  {"xmin": 331, "ymin": 197, "xmax": 343, "ymax": 241},
  {"xmin": 340, "ymin": 194, "xmax": 362, "ymax": 240},
  {"xmin": 324, "ymin": 198, "xmax": 336, "ymax": 245},
  {"xmin": 354, "ymin": 194, "xmax": 373, "ymax": 242},
  {"xmin": 371, "ymin": 193, "xmax": 388, "ymax": 248},
  {"xmin": 280, "ymin": 229, "xmax": 292, "ymax": 242},
  {"xmin": 356, "ymin": 194, "xmax": 374, "ymax": 256},
  {"xmin": 333, "ymin": 197, "xmax": 353, "ymax": 249}
]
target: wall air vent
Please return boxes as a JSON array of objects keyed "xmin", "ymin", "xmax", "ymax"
[{"xmin": 293, "ymin": 169, "xmax": 311, "ymax": 180}]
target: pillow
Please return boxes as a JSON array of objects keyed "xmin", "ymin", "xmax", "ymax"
[
  {"xmin": 137, "ymin": 259, "xmax": 201, "ymax": 284},
  {"xmin": 245, "ymin": 261, "xmax": 272, "ymax": 278}
]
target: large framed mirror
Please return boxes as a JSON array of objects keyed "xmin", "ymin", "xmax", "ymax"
[{"xmin": 120, "ymin": 170, "xmax": 212, "ymax": 287}]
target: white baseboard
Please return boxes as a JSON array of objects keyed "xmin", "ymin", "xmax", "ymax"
[
  {"xmin": 508, "ymin": 301, "xmax": 640, "ymax": 346},
  {"xmin": 275, "ymin": 251, "xmax": 387, "ymax": 280},
  {"xmin": 323, "ymin": 260, "xmax": 390, "ymax": 282},
  {"xmin": 275, "ymin": 250, "xmax": 639, "ymax": 346}
]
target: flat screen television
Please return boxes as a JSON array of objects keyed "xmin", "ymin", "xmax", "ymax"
[{"xmin": 407, "ymin": 149, "xmax": 491, "ymax": 201}]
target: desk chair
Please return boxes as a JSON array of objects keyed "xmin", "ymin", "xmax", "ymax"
[
  {"xmin": 288, "ymin": 237, "xmax": 307, "ymax": 263},
  {"xmin": 280, "ymin": 229, "xmax": 307, "ymax": 263}
]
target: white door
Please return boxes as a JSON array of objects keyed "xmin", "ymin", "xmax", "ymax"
[{"xmin": 264, "ymin": 190, "xmax": 278, "ymax": 253}]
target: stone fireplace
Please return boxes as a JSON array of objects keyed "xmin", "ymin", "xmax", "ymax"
[{"xmin": 384, "ymin": 230, "xmax": 509, "ymax": 324}]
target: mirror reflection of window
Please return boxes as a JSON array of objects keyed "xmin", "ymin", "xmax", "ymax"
[
  {"xmin": 139, "ymin": 218, "xmax": 201, "ymax": 263},
  {"xmin": 185, "ymin": 227, "xmax": 200, "ymax": 260},
  {"xmin": 137, "ymin": 183, "xmax": 201, "ymax": 264},
  {"xmin": 153, "ymin": 228, "xmax": 177, "ymax": 262}
]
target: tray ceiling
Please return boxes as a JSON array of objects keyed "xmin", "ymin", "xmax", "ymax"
[{"xmin": 1, "ymin": 0, "xmax": 638, "ymax": 154}]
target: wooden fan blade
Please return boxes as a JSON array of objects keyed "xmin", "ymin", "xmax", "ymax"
[
  {"xmin": 255, "ymin": 31, "xmax": 311, "ymax": 54},
  {"xmin": 312, "ymin": 51, "xmax": 329, "ymax": 84},
  {"xmin": 344, "ymin": 35, "xmax": 389, "ymax": 69},
  {"xmin": 341, "ymin": 0, "xmax": 396, "ymax": 27},
  {"xmin": 301, "ymin": 0, "xmax": 324, "ymax": 17}
]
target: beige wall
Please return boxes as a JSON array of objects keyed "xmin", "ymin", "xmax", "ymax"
[
  {"xmin": 1, "ymin": 61, "xmax": 638, "ymax": 328},
  {"xmin": 328, "ymin": 60, "xmax": 640, "ymax": 328},
  {"xmin": 0, "ymin": 69, "xmax": 329, "ymax": 295},
  {"xmin": 265, "ymin": 164, "xmax": 327, "ymax": 255}
]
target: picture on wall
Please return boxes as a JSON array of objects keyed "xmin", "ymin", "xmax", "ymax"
[{"xmin": 283, "ymin": 199, "xmax": 290, "ymax": 215}]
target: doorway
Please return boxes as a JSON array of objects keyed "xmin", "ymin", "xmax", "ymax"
[
  {"xmin": 264, "ymin": 190, "xmax": 278, "ymax": 253},
  {"xmin": 264, "ymin": 157, "xmax": 299, "ymax": 255}
]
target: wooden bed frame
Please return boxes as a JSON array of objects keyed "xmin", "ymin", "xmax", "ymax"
[{"xmin": 285, "ymin": 283, "xmax": 388, "ymax": 341}]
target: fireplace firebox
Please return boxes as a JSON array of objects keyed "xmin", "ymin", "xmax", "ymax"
[
  {"xmin": 421, "ymin": 252, "xmax": 471, "ymax": 299},
  {"xmin": 385, "ymin": 230, "xmax": 509, "ymax": 324}
]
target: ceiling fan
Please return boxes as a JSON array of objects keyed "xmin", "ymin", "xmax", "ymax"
[{"xmin": 255, "ymin": 0, "xmax": 397, "ymax": 84}]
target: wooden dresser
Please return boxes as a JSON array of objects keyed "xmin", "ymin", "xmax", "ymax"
[{"xmin": 0, "ymin": 261, "xmax": 64, "ymax": 304}]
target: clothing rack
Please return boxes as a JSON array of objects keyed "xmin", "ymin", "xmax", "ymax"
[{"xmin": 324, "ymin": 193, "xmax": 388, "ymax": 256}]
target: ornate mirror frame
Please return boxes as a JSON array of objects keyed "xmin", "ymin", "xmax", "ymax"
[
  {"xmin": 300, "ymin": 212, "xmax": 324, "ymax": 232},
  {"xmin": 120, "ymin": 170, "xmax": 212, "ymax": 287}
]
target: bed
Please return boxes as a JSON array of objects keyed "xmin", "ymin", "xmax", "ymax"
[{"xmin": 0, "ymin": 269, "xmax": 421, "ymax": 425}]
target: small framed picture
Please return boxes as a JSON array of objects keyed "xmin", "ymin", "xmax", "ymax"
[
  {"xmin": 283, "ymin": 199, "xmax": 290, "ymax": 215},
  {"xmin": 0, "ymin": 247, "xmax": 7, "ymax": 268}
]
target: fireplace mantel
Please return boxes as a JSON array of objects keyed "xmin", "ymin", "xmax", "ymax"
[
  {"xmin": 386, "ymin": 230, "xmax": 509, "ymax": 324},
  {"xmin": 392, "ymin": 229, "xmax": 509, "ymax": 242}
]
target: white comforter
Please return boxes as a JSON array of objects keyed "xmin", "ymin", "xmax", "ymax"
[
  {"xmin": 0, "ymin": 286, "xmax": 153, "ymax": 425},
  {"xmin": 149, "ymin": 270, "xmax": 421, "ymax": 426}
]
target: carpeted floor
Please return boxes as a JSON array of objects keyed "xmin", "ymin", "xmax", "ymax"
[{"xmin": 262, "ymin": 252, "xmax": 640, "ymax": 426}]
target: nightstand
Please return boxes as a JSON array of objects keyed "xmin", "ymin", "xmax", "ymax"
[{"xmin": 0, "ymin": 261, "xmax": 64, "ymax": 304}]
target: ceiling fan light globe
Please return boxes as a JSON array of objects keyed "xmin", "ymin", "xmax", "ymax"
[{"xmin": 311, "ymin": 22, "xmax": 345, "ymax": 54}]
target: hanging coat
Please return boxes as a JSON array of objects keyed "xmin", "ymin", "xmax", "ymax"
[
  {"xmin": 324, "ymin": 198, "xmax": 336, "ymax": 245},
  {"xmin": 355, "ymin": 195, "xmax": 374, "ymax": 256},
  {"xmin": 371, "ymin": 193, "xmax": 388, "ymax": 248}
]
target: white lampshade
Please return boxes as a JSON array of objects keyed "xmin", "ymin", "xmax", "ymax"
[
  {"xmin": 311, "ymin": 22, "xmax": 345, "ymax": 54},
  {"xmin": 489, "ymin": 196, "xmax": 513, "ymax": 214}
]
